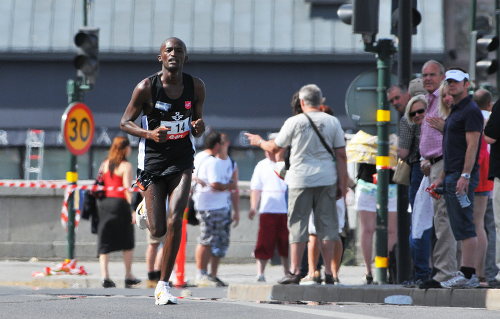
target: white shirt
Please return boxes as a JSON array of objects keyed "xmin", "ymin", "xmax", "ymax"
[
  {"xmin": 193, "ymin": 155, "xmax": 236, "ymax": 211},
  {"xmin": 250, "ymin": 158, "xmax": 287, "ymax": 214},
  {"xmin": 274, "ymin": 112, "xmax": 345, "ymax": 188},
  {"xmin": 193, "ymin": 150, "xmax": 211, "ymax": 176}
]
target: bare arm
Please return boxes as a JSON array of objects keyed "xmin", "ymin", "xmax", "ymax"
[
  {"xmin": 120, "ymin": 78, "xmax": 169, "ymax": 142},
  {"xmin": 190, "ymin": 77, "xmax": 206, "ymax": 137},
  {"xmin": 245, "ymin": 133, "xmax": 282, "ymax": 154},
  {"xmin": 249, "ymin": 189, "xmax": 261, "ymax": 220},
  {"xmin": 484, "ymin": 135, "xmax": 496, "ymax": 144},
  {"xmin": 456, "ymin": 131, "xmax": 481, "ymax": 194},
  {"xmin": 230, "ymin": 168, "xmax": 240, "ymax": 227},
  {"xmin": 397, "ymin": 148, "xmax": 410, "ymax": 160},
  {"xmin": 121, "ymin": 162, "xmax": 133, "ymax": 205},
  {"xmin": 209, "ymin": 181, "xmax": 233, "ymax": 191},
  {"xmin": 427, "ymin": 117, "xmax": 446, "ymax": 132},
  {"xmin": 334, "ymin": 147, "xmax": 348, "ymax": 200}
]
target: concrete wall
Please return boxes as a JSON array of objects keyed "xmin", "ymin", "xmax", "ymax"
[{"xmin": 0, "ymin": 182, "xmax": 259, "ymax": 262}]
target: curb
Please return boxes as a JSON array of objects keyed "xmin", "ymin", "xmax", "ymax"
[
  {"xmin": 0, "ymin": 278, "xmax": 151, "ymax": 290},
  {"xmin": 228, "ymin": 284, "xmax": 500, "ymax": 310}
]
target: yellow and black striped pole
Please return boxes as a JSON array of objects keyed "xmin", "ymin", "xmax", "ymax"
[
  {"xmin": 66, "ymin": 158, "xmax": 78, "ymax": 259},
  {"xmin": 373, "ymin": 39, "xmax": 396, "ymax": 284}
]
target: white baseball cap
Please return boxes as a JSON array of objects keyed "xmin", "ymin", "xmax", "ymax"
[{"xmin": 445, "ymin": 69, "xmax": 469, "ymax": 82}]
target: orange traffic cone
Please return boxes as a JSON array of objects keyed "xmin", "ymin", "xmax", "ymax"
[{"xmin": 174, "ymin": 207, "xmax": 188, "ymax": 287}]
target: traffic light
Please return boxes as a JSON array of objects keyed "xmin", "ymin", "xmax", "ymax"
[
  {"xmin": 469, "ymin": 15, "xmax": 499, "ymax": 84},
  {"xmin": 337, "ymin": 0, "xmax": 379, "ymax": 44},
  {"xmin": 475, "ymin": 34, "xmax": 499, "ymax": 78},
  {"xmin": 73, "ymin": 28, "xmax": 99, "ymax": 85},
  {"xmin": 390, "ymin": 0, "xmax": 421, "ymax": 35}
]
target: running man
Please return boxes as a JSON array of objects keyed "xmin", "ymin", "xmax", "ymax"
[{"xmin": 120, "ymin": 37, "xmax": 205, "ymax": 305}]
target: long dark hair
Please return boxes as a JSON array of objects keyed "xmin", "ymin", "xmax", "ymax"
[{"xmin": 291, "ymin": 91, "xmax": 302, "ymax": 115}]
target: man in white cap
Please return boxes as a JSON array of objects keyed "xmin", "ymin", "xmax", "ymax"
[{"xmin": 432, "ymin": 68, "xmax": 483, "ymax": 288}]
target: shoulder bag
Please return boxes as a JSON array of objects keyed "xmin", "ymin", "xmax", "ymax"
[
  {"xmin": 393, "ymin": 158, "xmax": 411, "ymax": 186},
  {"xmin": 303, "ymin": 112, "xmax": 336, "ymax": 161}
]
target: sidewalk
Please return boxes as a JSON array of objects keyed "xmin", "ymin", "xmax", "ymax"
[
  {"xmin": 0, "ymin": 259, "xmax": 367, "ymax": 288},
  {"xmin": 1, "ymin": 260, "xmax": 500, "ymax": 310}
]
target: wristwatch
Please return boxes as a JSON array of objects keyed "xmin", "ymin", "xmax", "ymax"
[{"xmin": 460, "ymin": 173, "xmax": 471, "ymax": 179}]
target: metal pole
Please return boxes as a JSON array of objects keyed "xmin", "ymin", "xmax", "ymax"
[
  {"xmin": 396, "ymin": 0, "xmax": 412, "ymax": 284},
  {"xmin": 66, "ymin": 155, "xmax": 78, "ymax": 259},
  {"xmin": 469, "ymin": 0, "xmax": 478, "ymax": 85},
  {"xmin": 83, "ymin": 0, "xmax": 88, "ymax": 27},
  {"xmin": 66, "ymin": 79, "xmax": 82, "ymax": 259},
  {"xmin": 496, "ymin": 0, "xmax": 500, "ymax": 91},
  {"xmin": 66, "ymin": 0, "xmax": 92, "ymax": 259},
  {"xmin": 374, "ymin": 39, "xmax": 396, "ymax": 284}
]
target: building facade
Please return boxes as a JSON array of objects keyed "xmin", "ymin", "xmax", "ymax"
[{"xmin": 0, "ymin": 0, "xmax": 445, "ymax": 180}]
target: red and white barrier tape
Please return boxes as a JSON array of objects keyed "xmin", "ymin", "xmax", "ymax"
[
  {"xmin": 0, "ymin": 181, "xmax": 138, "ymax": 192},
  {"xmin": 0, "ymin": 180, "xmax": 286, "ymax": 194},
  {"xmin": 1, "ymin": 180, "xmax": 286, "ymax": 231}
]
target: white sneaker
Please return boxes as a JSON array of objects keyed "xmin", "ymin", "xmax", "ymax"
[
  {"xmin": 256, "ymin": 275, "xmax": 266, "ymax": 282},
  {"xmin": 440, "ymin": 271, "xmax": 468, "ymax": 288},
  {"xmin": 299, "ymin": 275, "xmax": 318, "ymax": 286},
  {"xmin": 135, "ymin": 199, "xmax": 148, "ymax": 230},
  {"xmin": 195, "ymin": 274, "xmax": 216, "ymax": 287},
  {"xmin": 155, "ymin": 281, "xmax": 177, "ymax": 305}
]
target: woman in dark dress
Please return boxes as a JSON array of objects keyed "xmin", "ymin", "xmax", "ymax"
[{"xmin": 97, "ymin": 136, "xmax": 140, "ymax": 288}]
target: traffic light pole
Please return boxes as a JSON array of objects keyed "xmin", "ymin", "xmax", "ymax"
[
  {"xmin": 496, "ymin": 0, "xmax": 500, "ymax": 90},
  {"xmin": 366, "ymin": 39, "xmax": 396, "ymax": 284},
  {"xmin": 396, "ymin": 0, "xmax": 412, "ymax": 284},
  {"xmin": 65, "ymin": 79, "xmax": 81, "ymax": 259},
  {"xmin": 65, "ymin": 0, "xmax": 94, "ymax": 259}
]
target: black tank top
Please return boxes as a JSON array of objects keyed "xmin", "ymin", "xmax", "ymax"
[{"xmin": 137, "ymin": 72, "xmax": 195, "ymax": 176}]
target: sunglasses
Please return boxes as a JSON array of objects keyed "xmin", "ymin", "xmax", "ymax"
[{"xmin": 409, "ymin": 109, "xmax": 425, "ymax": 117}]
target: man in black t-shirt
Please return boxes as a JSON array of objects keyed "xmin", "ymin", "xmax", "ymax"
[
  {"xmin": 120, "ymin": 37, "xmax": 205, "ymax": 305},
  {"xmin": 432, "ymin": 68, "xmax": 483, "ymax": 289}
]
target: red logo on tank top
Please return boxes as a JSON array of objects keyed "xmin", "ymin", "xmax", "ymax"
[{"xmin": 185, "ymin": 101, "xmax": 192, "ymax": 109}]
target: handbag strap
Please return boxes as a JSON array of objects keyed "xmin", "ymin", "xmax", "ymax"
[{"xmin": 303, "ymin": 113, "xmax": 336, "ymax": 161}]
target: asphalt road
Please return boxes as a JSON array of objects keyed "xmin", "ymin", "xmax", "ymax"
[{"xmin": 2, "ymin": 286, "xmax": 500, "ymax": 319}]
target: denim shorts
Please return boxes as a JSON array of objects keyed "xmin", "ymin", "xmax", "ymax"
[
  {"xmin": 354, "ymin": 179, "xmax": 398, "ymax": 212},
  {"xmin": 443, "ymin": 171, "xmax": 478, "ymax": 241}
]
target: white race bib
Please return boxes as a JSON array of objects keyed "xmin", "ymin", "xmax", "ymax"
[{"xmin": 161, "ymin": 116, "xmax": 191, "ymax": 140}]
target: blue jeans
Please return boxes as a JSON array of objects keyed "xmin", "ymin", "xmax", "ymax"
[
  {"xmin": 409, "ymin": 162, "xmax": 424, "ymax": 209},
  {"xmin": 408, "ymin": 162, "xmax": 429, "ymax": 281},
  {"xmin": 443, "ymin": 171, "xmax": 478, "ymax": 241},
  {"xmin": 409, "ymin": 227, "xmax": 433, "ymax": 281}
]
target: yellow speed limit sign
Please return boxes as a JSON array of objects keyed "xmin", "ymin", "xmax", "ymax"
[{"xmin": 61, "ymin": 102, "xmax": 95, "ymax": 156}]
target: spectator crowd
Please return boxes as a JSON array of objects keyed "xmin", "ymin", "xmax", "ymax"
[{"xmin": 95, "ymin": 45, "xmax": 500, "ymax": 295}]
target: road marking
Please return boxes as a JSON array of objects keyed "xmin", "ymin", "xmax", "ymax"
[{"xmin": 216, "ymin": 300, "xmax": 388, "ymax": 319}]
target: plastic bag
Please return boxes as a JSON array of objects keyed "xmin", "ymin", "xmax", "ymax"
[{"xmin": 411, "ymin": 176, "xmax": 434, "ymax": 239}]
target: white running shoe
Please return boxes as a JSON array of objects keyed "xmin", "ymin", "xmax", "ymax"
[
  {"xmin": 195, "ymin": 274, "xmax": 217, "ymax": 287},
  {"xmin": 440, "ymin": 271, "xmax": 468, "ymax": 288},
  {"xmin": 135, "ymin": 199, "xmax": 148, "ymax": 230},
  {"xmin": 299, "ymin": 275, "xmax": 319, "ymax": 286},
  {"xmin": 155, "ymin": 281, "xmax": 178, "ymax": 305}
]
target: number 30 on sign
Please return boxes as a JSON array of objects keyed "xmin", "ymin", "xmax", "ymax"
[{"xmin": 61, "ymin": 102, "xmax": 95, "ymax": 156}]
